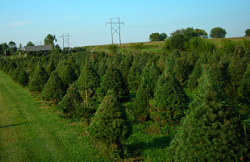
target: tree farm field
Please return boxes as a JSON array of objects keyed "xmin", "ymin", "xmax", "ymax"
[
  {"xmin": 0, "ymin": 70, "xmax": 112, "ymax": 162},
  {"xmin": 0, "ymin": 70, "xmax": 170, "ymax": 161}
]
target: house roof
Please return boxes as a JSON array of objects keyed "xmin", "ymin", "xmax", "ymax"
[{"xmin": 23, "ymin": 45, "xmax": 52, "ymax": 52}]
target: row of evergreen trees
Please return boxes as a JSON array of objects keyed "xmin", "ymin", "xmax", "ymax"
[{"xmin": 0, "ymin": 46, "xmax": 249, "ymax": 160}]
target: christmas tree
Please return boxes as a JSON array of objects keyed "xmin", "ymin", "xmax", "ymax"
[
  {"xmin": 167, "ymin": 64, "xmax": 250, "ymax": 161},
  {"xmin": 29, "ymin": 63, "xmax": 49, "ymax": 93},
  {"xmin": 88, "ymin": 90, "xmax": 132, "ymax": 156}
]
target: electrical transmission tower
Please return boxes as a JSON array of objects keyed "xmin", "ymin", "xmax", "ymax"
[
  {"xmin": 60, "ymin": 33, "xmax": 72, "ymax": 49},
  {"xmin": 106, "ymin": 18, "xmax": 124, "ymax": 46},
  {"xmin": 36, "ymin": 41, "xmax": 43, "ymax": 46}
]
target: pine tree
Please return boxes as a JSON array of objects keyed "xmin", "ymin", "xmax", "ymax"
[
  {"xmin": 174, "ymin": 54, "xmax": 189, "ymax": 86},
  {"xmin": 97, "ymin": 58, "xmax": 108, "ymax": 77},
  {"xmin": 118, "ymin": 57, "xmax": 132, "ymax": 87},
  {"xmin": 29, "ymin": 63, "xmax": 49, "ymax": 93},
  {"xmin": 60, "ymin": 64, "xmax": 77, "ymax": 89},
  {"xmin": 2, "ymin": 65, "xmax": 7, "ymax": 73},
  {"xmin": 209, "ymin": 63, "xmax": 227, "ymax": 93},
  {"xmin": 58, "ymin": 82, "xmax": 82, "ymax": 118},
  {"xmin": 141, "ymin": 62, "xmax": 161, "ymax": 92},
  {"xmin": 6, "ymin": 61, "xmax": 17, "ymax": 72},
  {"xmin": 18, "ymin": 68, "xmax": 29, "ymax": 86},
  {"xmin": 8, "ymin": 67, "xmax": 14, "ymax": 76},
  {"xmin": 187, "ymin": 53, "xmax": 208, "ymax": 90},
  {"xmin": 41, "ymin": 71, "xmax": 66, "ymax": 104},
  {"xmin": 88, "ymin": 90, "xmax": 132, "ymax": 156},
  {"xmin": 12, "ymin": 65, "xmax": 21, "ymax": 82},
  {"xmin": 133, "ymin": 81, "xmax": 153, "ymax": 123},
  {"xmin": 238, "ymin": 63, "xmax": 250, "ymax": 110},
  {"xmin": 127, "ymin": 63, "xmax": 142, "ymax": 92},
  {"xmin": 225, "ymin": 56, "xmax": 247, "ymax": 103},
  {"xmin": 167, "ymin": 64, "xmax": 250, "ymax": 161},
  {"xmin": 99, "ymin": 66, "xmax": 129, "ymax": 103},
  {"xmin": 76, "ymin": 63, "xmax": 100, "ymax": 108},
  {"xmin": 151, "ymin": 64, "xmax": 189, "ymax": 126},
  {"xmin": 46, "ymin": 59, "xmax": 55, "ymax": 76}
]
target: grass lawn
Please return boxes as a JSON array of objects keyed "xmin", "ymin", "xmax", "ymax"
[{"xmin": 0, "ymin": 70, "xmax": 111, "ymax": 162}]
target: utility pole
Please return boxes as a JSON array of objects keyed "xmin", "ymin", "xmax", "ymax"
[
  {"xmin": 106, "ymin": 18, "xmax": 124, "ymax": 46},
  {"xmin": 60, "ymin": 33, "xmax": 72, "ymax": 49}
]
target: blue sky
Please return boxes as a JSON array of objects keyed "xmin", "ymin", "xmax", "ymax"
[{"xmin": 1, "ymin": 0, "xmax": 250, "ymax": 48}]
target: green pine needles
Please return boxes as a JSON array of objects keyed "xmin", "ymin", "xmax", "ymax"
[
  {"xmin": 41, "ymin": 71, "xmax": 66, "ymax": 104},
  {"xmin": 99, "ymin": 66, "xmax": 129, "ymax": 103},
  {"xmin": 29, "ymin": 63, "xmax": 49, "ymax": 93},
  {"xmin": 167, "ymin": 64, "xmax": 250, "ymax": 161},
  {"xmin": 88, "ymin": 90, "xmax": 132, "ymax": 156},
  {"xmin": 151, "ymin": 64, "xmax": 189, "ymax": 126}
]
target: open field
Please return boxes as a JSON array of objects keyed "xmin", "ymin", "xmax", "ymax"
[{"xmin": 0, "ymin": 70, "xmax": 112, "ymax": 162}]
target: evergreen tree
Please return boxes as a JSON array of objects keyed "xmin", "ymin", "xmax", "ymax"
[
  {"xmin": 238, "ymin": 64, "xmax": 250, "ymax": 110},
  {"xmin": 58, "ymin": 82, "xmax": 82, "ymax": 118},
  {"xmin": 141, "ymin": 62, "xmax": 161, "ymax": 92},
  {"xmin": 174, "ymin": 54, "xmax": 189, "ymax": 86},
  {"xmin": 167, "ymin": 64, "xmax": 250, "ymax": 161},
  {"xmin": 97, "ymin": 58, "xmax": 108, "ymax": 77},
  {"xmin": 12, "ymin": 65, "xmax": 21, "ymax": 82},
  {"xmin": 28, "ymin": 63, "xmax": 49, "ymax": 93},
  {"xmin": 18, "ymin": 68, "xmax": 29, "ymax": 86},
  {"xmin": 88, "ymin": 90, "xmax": 132, "ymax": 156},
  {"xmin": 46, "ymin": 59, "xmax": 55, "ymax": 76},
  {"xmin": 209, "ymin": 63, "xmax": 228, "ymax": 93},
  {"xmin": 133, "ymin": 81, "xmax": 153, "ymax": 123},
  {"xmin": 127, "ymin": 63, "xmax": 142, "ymax": 92},
  {"xmin": 187, "ymin": 53, "xmax": 208, "ymax": 90},
  {"xmin": 41, "ymin": 71, "xmax": 66, "ymax": 104},
  {"xmin": 60, "ymin": 64, "xmax": 77, "ymax": 89},
  {"xmin": 151, "ymin": 64, "xmax": 189, "ymax": 126},
  {"xmin": 99, "ymin": 66, "xmax": 129, "ymax": 103},
  {"xmin": 225, "ymin": 56, "xmax": 247, "ymax": 103},
  {"xmin": 26, "ymin": 57, "xmax": 37, "ymax": 76},
  {"xmin": 118, "ymin": 57, "xmax": 132, "ymax": 87},
  {"xmin": 76, "ymin": 63, "xmax": 100, "ymax": 108},
  {"xmin": 2, "ymin": 65, "xmax": 7, "ymax": 73},
  {"xmin": 6, "ymin": 61, "xmax": 17, "ymax": 72},
  {"xmin": 8, "ymin": 67, "xmax": 14, "ymax": 76}
]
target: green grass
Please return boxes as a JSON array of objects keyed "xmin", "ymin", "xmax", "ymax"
[{"xmin": 0, "ymin": 70, "xmax": 112, "ymax": 162}]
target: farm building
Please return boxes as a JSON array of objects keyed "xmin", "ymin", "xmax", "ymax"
[{"xmin": 23, "ymin": 45, "xmax": 52, "ymax": 55}]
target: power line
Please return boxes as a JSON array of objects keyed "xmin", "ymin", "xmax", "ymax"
[
  {"xmin": 106, "ymin": 18, "xmax": 124, "ymax": 46},
  {"xmin": 124, "ymin": 8, "xmax": 250, "ymax": 28}
]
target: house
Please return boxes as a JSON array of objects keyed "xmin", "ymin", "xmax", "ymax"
[{"xmin": 23, "ymin": 45, "xmax": 52, "ymax": 56}]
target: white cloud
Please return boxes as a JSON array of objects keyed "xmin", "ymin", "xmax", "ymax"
[
  {"xmin": 10, "ymin": 21, "xmax": 33, "ymax": 27},
  {"xmin": 64, "ymin": 15, "xmax": 75, "ymax": 19}
]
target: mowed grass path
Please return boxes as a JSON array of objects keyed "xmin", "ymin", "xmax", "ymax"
[{"xmin": 0, "ymin": 71, "xmax": 111, "ymax": 162}]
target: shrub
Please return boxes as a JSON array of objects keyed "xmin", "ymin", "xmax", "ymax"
[
  {"xmin": 167, "ymin": 64, "xmax": 250, "ymax": 161},
  {"xmin": 88, "ymin": 90, "xmax": 132, "ymax": 157}
]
